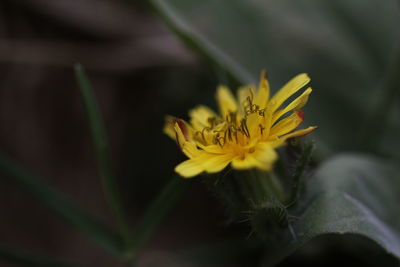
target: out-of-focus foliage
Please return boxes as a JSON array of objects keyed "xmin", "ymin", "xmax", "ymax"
[
  {"xmin": 0, "ymin": 153, "xmax": 125, "ymax": 257},
  {"xmin": 151, "ymin": 0, "xmax": 400, "ymax": 157}
]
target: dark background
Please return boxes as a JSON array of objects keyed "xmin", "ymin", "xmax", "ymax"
[{"xmin": 0, "ymin": 1, "xmax": 233, "ymax": 266}]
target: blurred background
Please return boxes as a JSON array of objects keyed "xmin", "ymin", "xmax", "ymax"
[
  {"xmin": 0, "ymin": 0, "xmax": 399, "ymax": 266},
  {"xmin": 0, "ymin": 0, "xmax": 232, "ymax": 266}
]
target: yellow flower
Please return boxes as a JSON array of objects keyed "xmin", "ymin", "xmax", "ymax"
[{"xmin": 164, "ymin": 71, "xmax": 317, "ymax": 178}]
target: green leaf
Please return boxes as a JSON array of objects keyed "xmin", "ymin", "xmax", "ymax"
[
  {"xmin": 0, "ymin": 245, "xmax": 79, "ymax": 267},
  {"xmin": 151, "ymin": 0, "xmax": 400, "ymax": 156},
  {"xmin": 0, "ymin": 154, "xmax": 125, "ymax": 257},
  {"xmin": 262, "ymin": 154, "xmax": 400, "ymax": 265},
  {"xmin": 74, "ymin": 64, "xmax": 131, "ymax": 245},
  {"xmin": 129, "ymin": 176, "xmax": 187, "ymax": 257}
]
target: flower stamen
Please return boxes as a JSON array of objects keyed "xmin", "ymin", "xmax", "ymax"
[
  {"xmin": 243, "ymin": 90, "xmax": 265, "ymax": 117},
  {"xmin": 259, "ymin": 124, "xmax": 265, "ymax": 135}
]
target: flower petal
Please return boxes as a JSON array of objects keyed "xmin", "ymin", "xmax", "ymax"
[
  {"xmin": 237, "ymin": 85, "xmax": 255, "ymax": 111},
  {"xmin": 272, "ymin": 87, "xmax": 312, "ymax": 124},
  {"xmin": 251, "ymin": 142, "xmax": 278, "ymax": 170},
  {"xmin": 279, "ymin": 126, "xmax": 318, "ymax": 141},
  {"xmin": 163, "ymin": 115, "xmax": 178, "ymax": 140},
  {"xmin": 174, "ymin": 120, "xmax": 194, "ymax": 148},
  {"xmin": 189, "ymin": 105, "xmax": 217, "ymax": 130},
  {"xmin": 231, "ymin": 142, "xmax": 277, "ymax": 171},
  {"xmin": 246, "ymin": 112, "xmax": 263, "ymax": 140},
  {"xmin": 231, "ymin": 154, "xmax": 260, "ymax": 170},
  {"xmin": 260, "ymin": 104, "xmax": 274, "ymax": 139},
  {"xmin": 255, "ymin": 70, "xmax": 270, "ymax": 109},
  {"xmin": 216, "ymin": 85, "xmax": 237, "ymax": 117},
  {"xmin": 269, "ymin": 73, "xmax": 310, "ymax": 112},
  {"xmin": 182, "ymin": 141, "xmax": 200, "ymax": 159},
  {"xmin": 175, "ymin": 159, "xmax": 204, "ymax": 178},
  {"xmin": 175, "ymin": 152, "xmax": 233, "ymax": 178},
  {"xmin": 202, "ymin": 153, "xmax": 234, "ymax": 173},
  {"xmin": 197, "ymin": 143, "xmax": 224, "ymax": 154},
  {"xmin": 269, "ymin": 110, "xmax": 304, "ymax": 138}
]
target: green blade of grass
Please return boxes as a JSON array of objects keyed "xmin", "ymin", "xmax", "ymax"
[
  {"xmin": 0, "ymin": 154, "xmax": 124, "ymax": 257},
  {"xmin": 74, "ymin": 64, "xmax": 130, "ymax": 246},
  {"xmin": 0, "ymin": 245, "xmax": 79, "ymax": 267},
  {"xmin": 129, "ymin": 176, "xmax": 187, "ymax": 258}
]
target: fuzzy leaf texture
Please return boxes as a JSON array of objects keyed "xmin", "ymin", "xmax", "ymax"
[{"xmin": 262, "ymin": 154, "xmax": 400, "ymax": 265}]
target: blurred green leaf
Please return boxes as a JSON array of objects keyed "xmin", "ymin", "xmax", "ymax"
[
  {"xmin": 361, "ymin": 51, "xmax": 400, "ymax": 153},
  {"xmin": 262, "ymin": 154, "xmax": 400, "ymax": 265},
  {"xmin": 74, "ymin": 64, "xmax": 130, "ymax": 245},
  {"xmin": 0, "ymin": 154, "xmax": 125, "ymax": 257},
  {"xmin": 151, "ymin": 0, "xmax": 400, "ymax": 156},
  {"xmin": 0, "ymin": 245, "xmax": 78, "ymax": 267},
  {"xmin": 129, "ymin": 176, "xmax": 187, "ymax": 257}
]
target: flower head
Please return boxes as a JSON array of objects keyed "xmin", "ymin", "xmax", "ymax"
[{"xmin": 164, "ymin": 71, "xmax": 317, "ymax": 178}]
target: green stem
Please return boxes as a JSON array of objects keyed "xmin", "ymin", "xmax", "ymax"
[
  {"xmin": 235, "ymin": 169, "xmax": 285, "ymax": 207},
  {"xmin": 74, "ymin": 64, "xmax": 131, "ymax": 247}
]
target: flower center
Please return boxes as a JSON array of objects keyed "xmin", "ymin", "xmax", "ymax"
[{"xmin": 195, "ymin": 91, "xmax": 267, "ymax": 147}]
